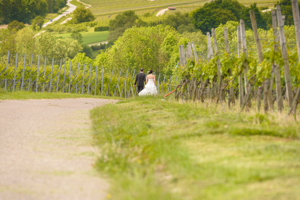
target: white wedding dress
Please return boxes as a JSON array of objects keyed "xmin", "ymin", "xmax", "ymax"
[{"xmin": 139, "ymin": 79, "xmax": 158, "ymax": 96}]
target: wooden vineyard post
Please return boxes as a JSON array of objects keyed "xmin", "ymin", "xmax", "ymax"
[
  {"xmin": 167, "ymin": 75, "xmax": 172, "ymax": 93},
  {"xmin": 128, "ymin": 69, "xmax": 135, "ymax": 97},
  {"xmin": 124, "ymin": 69, "xmax": 128, "ymax": 98},
  {"xmin": 161, "ymin": 74, "xmax": 166, "ymax": 95},
  {"xmin": 272, "ymin": 10, "xmax": 283, "ymax": 112},
  {"xmin": 62, "ymin": 60, "xmax": 66, "ymax": 93},
  {"xmin": 28, "ymin": 54, "xmax": 33, "ymax": 91},
  {"xmin": 36, "ymin": 55, "xmax": 40, "ymax": 92},
  {"xmin": 240, "ymin": 19, "xmax": 249, "ymax": 95},
  {"xmin": 13, "ymin": 53, "xmax": 18, "ymax": 92},
  {"xmin": 87, "ymin": 64, "xmax": 92, "ymax": 94},
  {"xmin": 191, "ymin": 42, "xmax": 199, "ymax": 63},
  {"xmin": 56, "ymin": 59, "xmax": 62, "ymax": 92},
  {"xmin": 69, "ymin": 61, "xmax": 72, "ymax": 93},
  {"xmin": 106, "ymin": 67, "xmax": 114, "ymax": 96},
  {"xmin": 179, "ymin": 45, "xmax": 186, "ymax": 68},
  {"xmin": 263, "ymin": 80, "xmax": 269, "ymax": 113},
  {"xmin": 114, "ymin": 68, "xmax": 122, "ymax": 96},
  {"xmin": 94, "ymin": 65, "xmax": 98, "ymax": 95},
  {"xmin": 4, "ymin": 51, "xmax": 10, "ymax": 91},
  {"xmin": 250, "ymin": 11, "xmax": 263, "ymax": 63},
  {"xmin": 49, "ymin": 58, "xmax": 54, "ymax": 92},
  {"xmin": 237, "ymin": 26, "xmax": 243, "ymax": 107},
  {"xmin": 257, "ymin": 86, "xmax": 263, "ymax": 112},
  {"xmin": 42, "ymin": 57, "xmax": 47, "ymax": 92},
  {"xmin": 212, "ymin": 28, "xmax": 222, "ymax": 103},
  {"xmin": 207, "ymin": 32, "xmax": 213, "ymax": 61},
  {"xmin": 101, "ymin": 66, "xmax": 104, "ymax": 96},
  {"xmin": 292, "ymin": 0, "xmax": 300, "ymax": 62},
  {"xmin": 75, "ymin": 63, "xmax": 79, "ymax": 93},
  {"xmin": 250, "ymin": 10, "xmax": 269, "ymax": 110},
  {"xmin": 186, "ymin": 42, "xmax": 193, "ymax": 60},
  {"xmin": 21, "ymin": 54, "xmax": 26, "ymax": 91},
  {"xmin": 81, "ymin": 64, "xmax": 85, "ymax": 94},
  {"xmin": 277, "ymin": 5, "xmax": 294, "ymax": 108},
  {"xmin": 157, "ymin": 73, "xmax": 160, "ymax": 94},
  {"xmin": 224, "ymin": 26, "xmax": 234, "ymax": 105}
]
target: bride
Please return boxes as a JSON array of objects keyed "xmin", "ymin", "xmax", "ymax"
[{"xmin": 139, "ymin": 70, "xmax": 158, "ymax": 96}]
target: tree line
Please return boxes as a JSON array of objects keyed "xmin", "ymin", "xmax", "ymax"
[{"xmin": 0, "ymin": 0, "xmax": 67, "ymax": 24}]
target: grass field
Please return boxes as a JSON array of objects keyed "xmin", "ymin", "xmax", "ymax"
[
  {"xmin": 55, "ymin": 31, "xmax": 109, "ymax": 45},
  {"xmin": 82, "ymin": 0, "xmax": 278, "ymax": 17},
  {"xmin": 91, "ymin": 96, "xmax": 300, "ymax": 200},
  {"xmin": 0, "ymin": 90, "xmax": 122, "ymax": 100}
]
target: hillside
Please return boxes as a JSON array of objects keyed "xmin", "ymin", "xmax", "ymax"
[{"xmin": 81, "ymin": 0, "xmax": 278, "ymax": 18}]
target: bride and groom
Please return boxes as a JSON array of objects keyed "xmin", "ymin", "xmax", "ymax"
[{"xmin": 134, "ymin": 68, "xmax": 157, "ymax": 96}]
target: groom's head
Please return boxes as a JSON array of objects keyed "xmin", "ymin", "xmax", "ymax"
[{"xmin": 140, "ymin": 68, "xmax": 144, "ymax": 73}]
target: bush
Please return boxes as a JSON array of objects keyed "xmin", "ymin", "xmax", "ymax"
[{"xmin": 94, "ymin": 26, "xmax": 109, "ymax": 32}]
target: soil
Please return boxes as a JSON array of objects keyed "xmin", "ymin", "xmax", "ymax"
[{"xmin": 0, "ymin": 98, "xmax": 116, "ymax": 200}]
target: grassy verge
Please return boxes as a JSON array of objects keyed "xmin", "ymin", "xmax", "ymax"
[
  {"xmin": 55, "ymin": 31, "xmax": 109, "ymax": 45},
  {"xmin": 91, "ymin": 96, "xmax": 300, "ymax": 200},
  {"xmin": 0, "ymin": 90, "xmax": 122, "ymax": 100}
]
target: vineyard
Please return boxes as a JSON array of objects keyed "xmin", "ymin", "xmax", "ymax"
[
  {"xmin": 174, "ymin": 3, "xmax": 300, "ymax": 118},
  {"xmin": 0, "ymin": 53, "xmax": 175, "ymax": 97}
]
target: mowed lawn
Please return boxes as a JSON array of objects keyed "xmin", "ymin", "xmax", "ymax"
[{"xmin": 55, "ymin": 31, "xmax": 109, "ymax": 45}]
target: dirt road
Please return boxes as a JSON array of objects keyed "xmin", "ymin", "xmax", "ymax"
[{"xmin": 0, "ymin": 98, "xmax": 115, "ymax": 200}]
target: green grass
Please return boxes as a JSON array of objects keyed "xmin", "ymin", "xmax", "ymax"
[
  {"xmin": 55, "ymin": 31, "xmax": 109, "ymax": 45},
  {"xmin": 0, "ymin": 90, "xmax": 122, "ymax": 100},
  {"xmin": 91, "ymin": 96, "xmax": 300, "ymax": 200}
]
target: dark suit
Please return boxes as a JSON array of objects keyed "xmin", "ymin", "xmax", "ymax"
[{"xmin": 134, "ymin": 72, "xmax": 146, "ymax": 93}]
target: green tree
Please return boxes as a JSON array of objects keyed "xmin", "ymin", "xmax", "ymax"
[
  {"xmin": 72, "ymin": 6, "xmax": 95, "ymax": 24},
  {"xmin": 71, "ymin": 31, "xmax": 83, "ymax": 43},
  {"xmin": 51, "ymin": 38, "xmax": 83, "ymax": 60},
  {"xmin": 108, "ymin": 10, "xmax": 147, "ymax": 42},
  {"xmin": 36, "ymin": 32, "xmax": 56, "ymax": 57},
  {"xmin": 15, "ymin": 28, "xmax": 36, "ymax": 55},
  {"xmin": 32, "ymin": 15, "xmax": 44, "ymax": 30},
  {"xmin": 96, "ymin": 25, "xmax": 184, "ymax": 73},
  {"xmin": 162, "ymin": 12, "xmax": 195, "ymax": 33},
  {"xmin": 7, "ymin": 20, "xmax": 25, "ymax": 31},
  {"xmin": 190, "ymin": 0, "xmax": 266, "ymax": 34}
]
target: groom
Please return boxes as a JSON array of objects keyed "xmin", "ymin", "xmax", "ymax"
[{"xmin": 134, "ymin": 68, "xmax": 146, "ymax": 93}]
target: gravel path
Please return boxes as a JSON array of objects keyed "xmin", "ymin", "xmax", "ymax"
[{"xmin": 0, "ymin": 98, "xmax": 115, "ymax": 200}]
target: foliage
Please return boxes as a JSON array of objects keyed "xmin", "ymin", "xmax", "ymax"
[
  {"xmin": 51, "ymin": 38, "xmax": 83, "ymax": 60},
  {"xmin": 275, "ymin": 0, "xmax": 300, "ymax": 26},
  {"xmin": 32, "ymin": 16, "xmax": 44, "ymax": 31},
  {"xmin": 71, "ymin": 31, "xmax": 83, "ymax": 43},
  {"xmin": 45, "ymin": 0, "xmax": 67, "ymax": 13},
  {"xmin": 7, "ymin": 20, "xmax": 25, "ymax": 31},
  {"xmin": 94, "ymin": 26, "xmax": 109, "ymax": 31},
  {"xmin": 0, "ymin": 0, "xmax": 56, "ymax": 24},
  {"xmin": 162, "ymin": 12, "xmax": 195, "ymax": 34},
  {"xmin": 190, "ymin": 0, "xmax": 267, "ymax": 34},
  {"xmin": 72, "ymin": 6, "xmax": 95, "ymax": 24},
  {"xmin": 107, "ymin": 10, "xmax": 147, "ymax": 42},
  {"xmin": 44, "ymin": 23, "xmax": 88, "ymax": 33},
  {"xmin": 95, "ymin": 25, "xmax": 184, "ymax": 74}
]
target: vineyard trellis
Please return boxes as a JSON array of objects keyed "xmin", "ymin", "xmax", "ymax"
[
  {"xmin": 0, "ymin": 52, "xmax": 176, "ymax": 98},
  {"xmin": 175, "ymin": 2, "xmax": 300, "ymax": 119}
]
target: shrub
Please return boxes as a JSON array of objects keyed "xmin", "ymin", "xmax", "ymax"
[{"xmin": 94, "ymin": 26, "xmax": 109, "ymax": 32}]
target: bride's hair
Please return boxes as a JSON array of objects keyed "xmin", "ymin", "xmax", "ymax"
[{"xmin": 149, "ymin": 70, "xmax": 153, "ymax": 74}]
